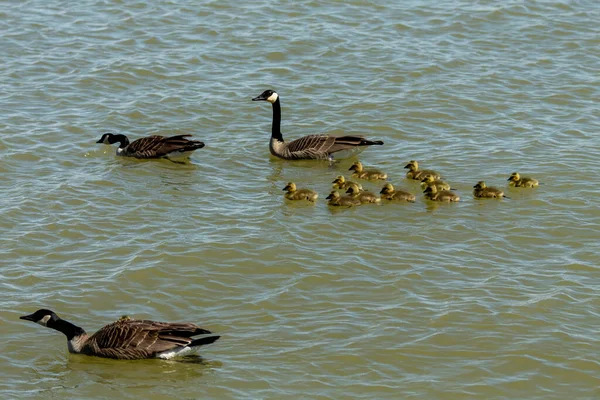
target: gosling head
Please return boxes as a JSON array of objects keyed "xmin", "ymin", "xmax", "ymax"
[
  {"xmin": 332, "ymin": 175, "xmax": 346, "ymax": 184},
  {"xmin": 424, "ymin": 185, "xmax": 438, "ymax": 194},
  {"xmin": 404, "ymin": 160, "xmax": 418, "ymax": 170},
  {"xmin": 473, "ymin": 181, "xmax": 487, "ymax": 189},
  {"xmin": 345, "ymin": 183, "xmax": 361, "ymax": 195},
  {"xmin": 326, "ymin": 191, "xmax": 340, "ymax": 201},
  {"xmin": 252, "ymin": 89, "xmax": 279, "ymax": 104},
  {"xmin": 380, "ymin": 183, "xmax": 394, "ymax": 194},
  {"xmin": 421, "ymin": 175, "xmax": 435, "ymax": 183},
  {"xmin": 20, "ymin": 309, "xmax": 59, "ymax": 327},
  {"xmin": 507, "ymin": 172, "xmax": 520, "ymax": 182},
  {"xmin": 348, "ymin": 161, "xmax": 363, "ymax": 172},
  {"xmin": 282, "ymin": 182, "xmax": 297, "ymax": 192}
]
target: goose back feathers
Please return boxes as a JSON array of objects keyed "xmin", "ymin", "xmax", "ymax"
[
  {"xmin": 97, "ymin": 133, "xmax": 205, "ymax": 160},
  {"xmin": 20, "ymin": 309, "xmax": 219, "ymax": 360},
  {"xmin": 252, "ymin": 90, "xmax": 383, "ymax": 160}
]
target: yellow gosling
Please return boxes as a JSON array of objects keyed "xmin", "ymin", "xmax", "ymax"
[
  {"xmin": 326, "ymin": 190, "xmax": 361, "ymax": 207},
  {"xmin": 348, "ymin": 161, "xmax": 388, "ymax": 180},
  {"xmin": 473, "ymin": 181, "xmax": 508, "ymax": 199},
  {"xmin": 345, "ymin": 183, "xmax": 380, "ymax": 204},
  {"xmin": 282, "ymin": 182, "xmax": 318, "ymax": 202},
  {"xmin": 404, "ymin": 160, "xmax": 441, "ymax": 180},
  {"xmin": 507, "ymin": 172, "xmax": 539, "ymax": 188},
  {"xmin": 379, "ymin": 183, "xmax": 416, "ymax": 202}
]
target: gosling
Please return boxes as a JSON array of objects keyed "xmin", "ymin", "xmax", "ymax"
[
  {"xmin": 348, "ymin": 161, "xmax": 388, "ymax": 180},
  {"xmin": 423, "ymin": 185, "xmax": 460, "ymax": 202},
  {"xmin": 404, "ymin": 160, "xmax": 441, "ymax": 180},
  {"xmin": 420, "ymin": 175, "xmax": 453, "ymax": 191},
  {"xmin": 332, "ymin": 175, "xmax": 363, "ymax": 191},
  {"xmin": 473, "ymin": 181, "xmax": 508, "ymax": 199},
  {"xmin": 282, "ymin": 182, "xmax": 318, "ymax": 202},
  {"xmin": 326, "ymin": 190, "xmax": 361, "ymax": 207},
  {"xmin": 379, "ymin": 183, "xmax": 416, "ymax": 202},
  {"xmin": 345, "ymin": 183, "xmax": 380, "ymax": 204},
  {"xmin": 507, "ymin": 172, "xmax": 539, "ymax": 188}
]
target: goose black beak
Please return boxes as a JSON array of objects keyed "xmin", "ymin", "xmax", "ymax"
[
  {"xmin": 96, "ymin": 138, "xmax": 104, "ymax": 143},
  {"xmin": 20, "ymin": 313, "xmax": 35, "ymax": 321},
  {"xmin": 252, "ymin": 95, "xmax": 266, "ymax": 101}
]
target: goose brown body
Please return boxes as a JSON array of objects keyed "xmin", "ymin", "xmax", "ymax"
[
  {"xmin": 507, "ymin": 172, "xmax": 539, "ymax": 188},
  {"xmin": 20, "ymin": 309, "xmax": 219, "ymax": 360},
  {"xmin": 97, "ymin": 133, "xmax": 205, "ymax": 160},
  {"xmin": 252, "ymin": 90, "xmax": 384, "ymax": 160}
]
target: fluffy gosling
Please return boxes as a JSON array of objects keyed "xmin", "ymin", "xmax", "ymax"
[
  {"xmin": 473, "ymin": 181, "xmax": 508, "ymax": 199},
  {"xmin": 379, "ymin": 183, "xmax": 416, "ymax": 202},
  {"xmin": 420, "ymin": 175, "xmax": 453, "ymax": 191},
  {"xmin": 326, "ymin": 190, "xmax": 361, "ymax": 207},
  {"xmin": 282, "ymin": 182, "xmax": 318, "ymax": 202},
  {"xmin": 423, "ymin": 185, "xmax": 460, "ymax": 202},
  {"xmin": 332, "ymin": 175, "xmax": 363, "ymax": 191},
  {"xmin": 404, "ymin": 160, "xmax": 441, "ymax": 180},
  {"xmin": 348, "ymin": 161, "xmax": 388, "ymax": 180},
  {"xmin": 507, "ymin": 172, "xmax": 539, "ymax": 188},
  {"xmin": 345, "ymin": 183, "xmax": 380, "ymax": 204}
]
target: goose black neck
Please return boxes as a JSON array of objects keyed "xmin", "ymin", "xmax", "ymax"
[
  {"xmin": 112, "ymin": 134, "xmax": 130, "ymax": 148},
  {"xmin": 49, "ymin": 318, "xmax": 86, "ymax": 341},
  {"xmin": 271, "ymin": 98, "xmax": 283, "ymax": 142}
]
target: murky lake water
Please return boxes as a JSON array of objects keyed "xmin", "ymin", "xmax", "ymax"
[{"xmin": 2, "ymin": 1, "xmax": 600, "ymax": 398}]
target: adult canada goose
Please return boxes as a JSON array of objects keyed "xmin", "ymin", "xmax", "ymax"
[
  {"xmin": 345, "ymin": 183, "xmax": 380, "ymax": 204},
  {"xmin": 96, "ymin": 133, "xmax": 205, "ymax": 160},
  {"xmin": 404, "ymin": 160, "xmax": 440, "ymax": 180},
  {"xmin": 423, "ymin": 185, "xmax": 460, "ymax": 202},
  {"xmin": 332, "ymin": 175, "xmax": 363, "ymax": 191},
  {"xmin": 19, "ymin": 309, "xmax": 220, "ymax": 360},
  {"xmin": 420, "ymin": 175, "xmax": 453, "ymax": 191},
  {"xmin": 473, "ymin": 181, "xmax": 508, "ymax": 199},
  {"xmin": 507, "ymin": 172, "xmax": 539, "ymax": 188},
  {"xmin": 252, "ymin": 90, "xmax": 384, "ymax": 160},
  {"xmin": 348, "ymin": 161, "xmax": 388, "ymax": 180},
  {"xmin": 326, "ymin": 190, "xmax": 361, "ymax": 207},
  {"xmin": 282, "ymin": 182, "xmax": 318, "ymax": 202},
  {"xmin": 379, "ymin": 183, "xmax": 416, "ymax": 202}
]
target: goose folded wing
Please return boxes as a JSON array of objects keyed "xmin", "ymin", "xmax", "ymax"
[{"xmin": 127, "ymin": 135, "xmax": 195, "ymax": 158}]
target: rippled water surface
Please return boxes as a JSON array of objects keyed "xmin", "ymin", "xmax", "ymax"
[{"xmin": 2, "ymin": 1, "xmax": 600, "ymax": 398}]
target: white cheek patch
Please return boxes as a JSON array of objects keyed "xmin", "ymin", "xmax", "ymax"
[
  {"xmin": 266, "ymin": 93, "xmax": 279, "ymax": 103},
  {"xmin": 37, "ymin": 315, "xmax": 51, "ymax": 327}
]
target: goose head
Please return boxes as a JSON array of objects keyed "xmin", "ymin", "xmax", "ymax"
[
  {"xmin": 404, "ymin": 160, "xmax": 418, "ymax": 171},
  {"xmin": 473, "ymin": 181, "xmax": 487, "ymax": 189},
  {"xmin": 380, "ymin": 183, "xmax": 394, "ymax": 194},
  {"xmin": 96, "ymin": 133, "xmax": 119, "ymax": 144},
  {"xmin": 326, "ymin": 191, "xmax": 340, "ymax": 201},
  {"xmin": 252, "ymin": 90, "xmax": 279, "ymax": 104},
  {"xmin": 507, "ymin": 172, "xmax": 520, "ymax": 182},
  {"xmin": 348, "ymin": 161, "xmax": 363, "ymax": 172},
  {"xmin": 345, "ymin": 183, "xmax": 361, "ymax": 195},
  {"xmin": 282, "ymin": 182, "xmax": 297, "ymax": 192},
  {"xmin": 20, "ymin": 309, "xmax": 59, "ymax": 327}
]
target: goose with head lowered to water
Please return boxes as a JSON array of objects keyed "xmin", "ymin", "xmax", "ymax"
[
  {"xmin": 97, "ymin": 133, "xmax": 205, "ymax": 161},
  {"xmin": 20, "ymin": 309, "xmax": 220, "ymax": 360},
  {"xmin": 252, "ymin": 90, "xmax": 384, "ymax": 161}
]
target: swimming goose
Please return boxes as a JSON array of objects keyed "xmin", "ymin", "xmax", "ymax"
[
  {"xmin": 348, "ymin": 161, "xmax": 388, "ymax": 180},
  {"xmin": 423, "ymin": 185, "xmax": 460, "ymax": 202},
  {"xmin": 345, "ymin": 183, "xmax": 380, "ymax": 204},
  {"xmin": 97, "ymin": 133, "xmax": 205, "ymax": 160},
  {"xmin": 282, "ymin": 182, "xmax": 318, "ymax": 202},
  {"xmin": 332, "ymin": 175, "xmax": 363, "ymax": 191},
  {"xmin": 507, "ymin": 172, "xmax": 539, "ymax": 188},
  {"xmin": 404, "ymin": 160, "xmax": 441, "ymax": 180},
  {"xmin": 379, "ymin": 183, "xmax": 416, "ymax": 202},
  {"xmin": 420, "ymin": 175, "xmax": 453, "ymax": 191},
  {"xmin": 473, "ymin": 181, "xmax": 508, "ymax": 199},
  {"xmin": 326, "ymin": 190, "xmax": 361, "ymax": 207},
  {"xmin": 20, "ymin": 309, "xmax": 220, "ymax": 360},
  {"xmin": 252, "ymin": 90, "xmax": 384, "ymax": 160}
]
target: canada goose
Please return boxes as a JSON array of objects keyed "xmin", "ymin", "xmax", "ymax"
[
  {"xmin": 345, "ymin": 183, "xmax": 380, "ymax": 204},
  {"xmin": 326, "ymin": 190, "xmax": 361, "ymax": 207},
  {"xmin": 423, "ymin": 185, "xmax": 460, "ymax": 202},
  {"xmin": 348, "ymin": 161, "xmax": 388, "ymax": 180},
  {"xmin": 20, "ymin": 309, "xmax": 220, "ymax": 360},
  {"xmin": 404, "ymin": 160, "xmax": 441, "ymax": 180},
  {"xmin": 282, "ymin": 182, "xmax": 318, "ymax": 202},
  {"xmin": 507, "ymin": 172, "xmax": 539, "ymax": 188},
  {"xmin": 97, "ymin": 133, "xmax": 205, "ymax": 160},
  {"xmin": 332, "ymin": 175, "xmax": 363, "ymax": 191},
  {"xmin": 420, "ymin": 175, "xmax": 453, "ymax": 191},
  {"xmin": 473, "ymin": 181, "xmax": 508, "ymax": 199},
  {"xmin": 379, "ymin": 183, "xmax": 416, "ymax": 202},
  {"xmin": 252, "ymin": 90, "xmax": 384, "ymax": 160}
]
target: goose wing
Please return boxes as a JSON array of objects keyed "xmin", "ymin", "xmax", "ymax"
[
  {"xmin": 285, "ymin": 134, "xmax": 382, "ymax": 159},
  {"xmin": 126, "ymin": 135, "xmax": 204, "ymax": 158},
  {"xmin": 83, "ymin": 319, "xmax": 212, "ymax": 360}
]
